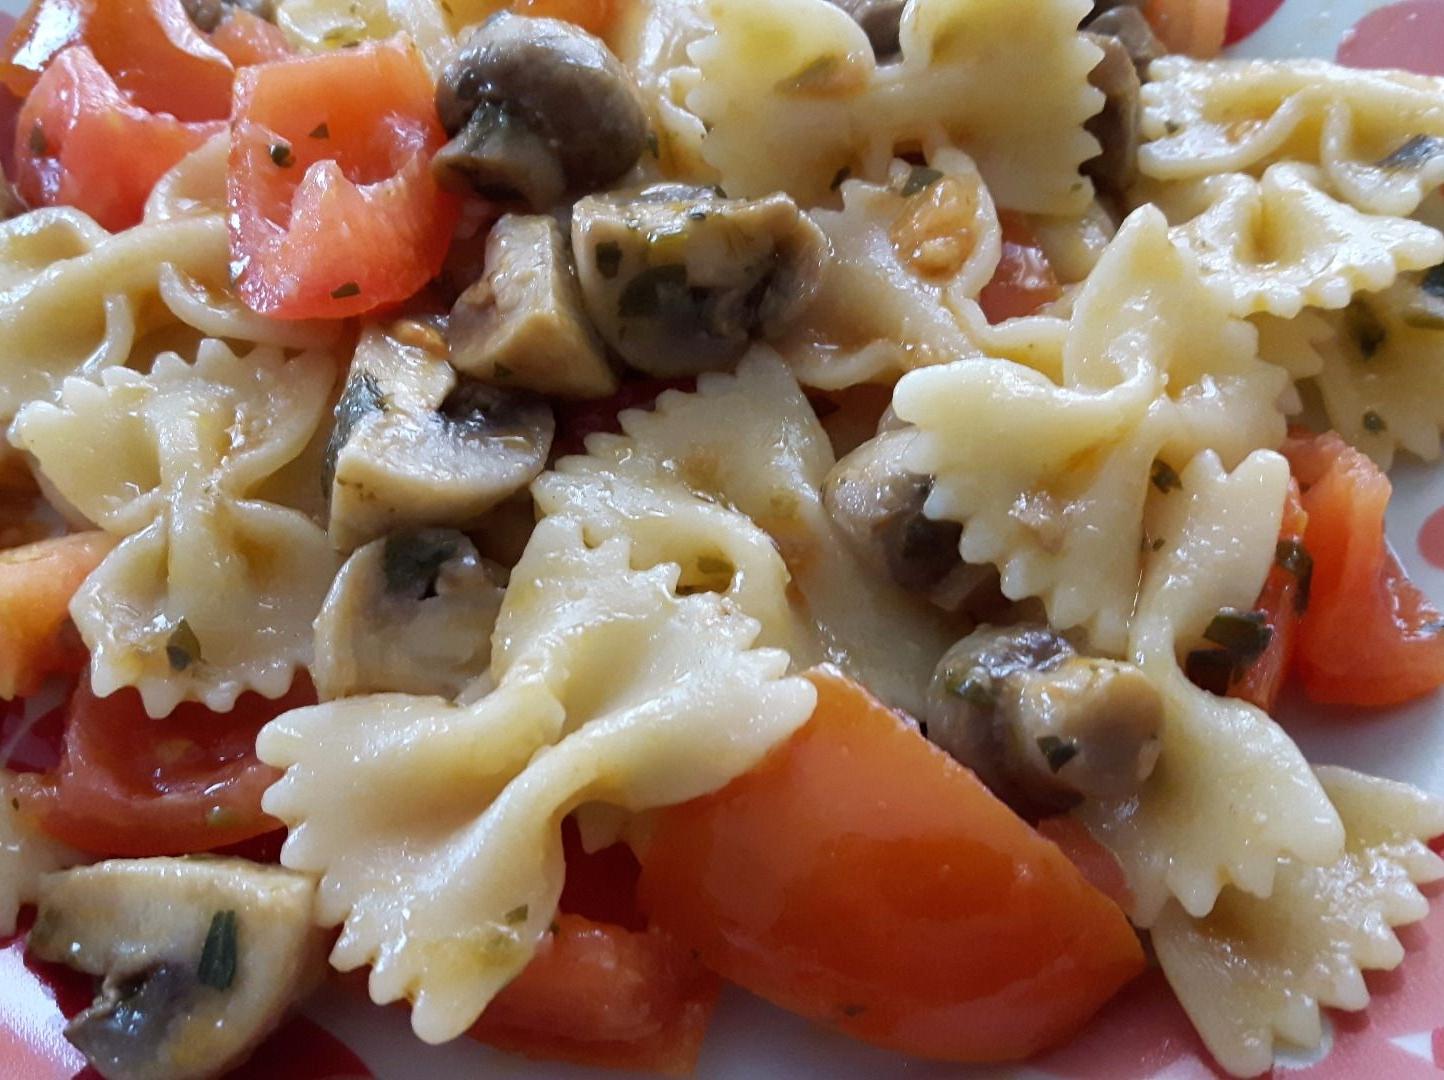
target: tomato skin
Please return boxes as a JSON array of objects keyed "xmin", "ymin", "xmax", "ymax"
[
  {"xmin": 11, "ymin": 677, "xmax": 313, "ymax": 856},
  {"xmin": 0, "ymin": 532, "xmax": 113, "ymax": 700},
  {"xmin": 15, "ymin": 44, "xmax": 222, "ymax": 230},
  {"xmin": 638, "ymin": 667, "xmax": 1144, "ymax": 1064},
  {"xmin": 1227, "ymin": 480, "xmax": 1309, "ymax": 713},
  {"xmin": 228, "ymin": 37, "xmax": 459, "ymax": 319},
  {"xmin": 1144, "ymin": 0, "xmax": 1229, "ymax": 58},
  {"xmin": 1283, "ymin": 432, "xmax": 1444, "ymax": 707},
  {"xmin": 210, "ymin": 9, "xmax": 292, "ymax": 67},
  {"xmin": 0, "ymin": 0, "xmax": 87, "ymax": 98},
  {"xmin": 978, "ymin": 211, "xmax": 1061, "ymax": 323},
  {"xmin": 471, "ymin": 914, "xmax": 719, "ymax": 1077}
]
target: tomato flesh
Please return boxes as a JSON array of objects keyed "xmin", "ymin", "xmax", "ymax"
[
  {"xmin": 0, "ymin": 532, "xmax": 112, "ymax": 701},
  {"xmin": 639, "ymin": 667, "xmax": 1144, "ymax": 1063},
  {"xmin": 978, "ymin": 211, "xmax": 1061, "ymax": 323},
  {"xmin": 1283, "ymin": 431, "xmax": 1444, "ymax": 706},
  {"xmin": 15, "ymin": 44, "xmax": 222, "ymax": 230},
  {"xmin": 11, "ymin": 677, "xmax": 312, "ymax": 856},
  {"xmin": 210, "ymin": 9, "xmax": 291, "ymax": 68},
  {"xmin": 228, "ymin": 37, "xmax": 459, "ymax": 319}
]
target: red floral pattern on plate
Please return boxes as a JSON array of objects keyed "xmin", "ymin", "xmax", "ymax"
[
  {"xmin": 1226, "ymin": 0, "xmax": 1288, "ymax": 45},
  {"xmin": 1338, "ymin": 0, "xmax": 1444, "ymax": 75}
]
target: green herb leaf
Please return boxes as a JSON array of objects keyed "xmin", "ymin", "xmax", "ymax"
[
  {"xmin": 1184, "ymin": 647, "xmax": 1234, "ymax": 696},
  {"xmin": 166, "ymin": 619, "xmax": 202, "ymax": 672},
  {"xmin": 1377, "ymin": 134, "xmax": 1444, "ymax": 170},
  {"xmin": 1036, "ymin": 735, "xmax": 1079, "ymax": 773},
  {"xmin": 1362, "ymin": 409, "xmax": 1388, "ymax": 434},
  {"xmin": 28, "ymin": 123, "xmax": 46, "ymax": 157},
  {"xmin": 308, "ymin": 122, "xmax": 330, "ymax": 139},
  {"xmin": 594, "ymin": 241, "xmax": 623, "ymax": 280},
  {"xmin": 504, "ymin": 905, "xmax": 529, "ymax": 925},
  {"xmin": 269, "ymin": 141, "xmax": 295, "ymax": 168},
  {"xmin": 901, "ymin": 166, "xmax": 943, "ymax": 197},
  {"xmin": 382, "ymin": 530, "xmax": 460, "ymax": 598},
  {"xmin": 1203, "ymin": 608, "xmax": 1273, "ymax": 665},
  {"xmin": 945, "ymin": 669, "xmax": 997, "ymax": 711},
  {"xmin": 1275, "ymin": 538, "xmax": 1314, "ymax": 613},
  {"xmin": 197, "ymin": 910, "xmax": 239, "ymax": 991},
  {"xmin": 330, "ymin": 281, "xmax": 361, "ymax": 300},
  {"xmin": 1150, "ymin": 459, "xmax": 1182, "ymax": 494},
  {"xmin": 1345, "ymin": 300, "xmax": 1386, "ymax": 359},
  {"xmin": 780, "ymin": 54, "xmax": 843, "ymax": 94}
]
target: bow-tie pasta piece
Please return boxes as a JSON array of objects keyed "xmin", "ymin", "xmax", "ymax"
[
  {"xmin": 1147, "ymin": 164, "xmax": 1444, "ymax": 319},
  {"xmin": 614, "ymin": 0, "xmax": 718, "ymax": 181},
  {"xmin": 686, "ymin": 0, "xmax": 1102, "ymax": 213},
  {"xmin": 1077, "ymin": 451, "xmax": 1344, "ymax": 923},
  {"xmin": 144, "ymin": 135, "xmax": 342, "ymax": 354},
  {"xmin": 896, "ymin": 207, "xmax": 1289, "ymax": 654},
  {"xmin": 1141, "ymin": 58, "xmax": 1444, "ymax": 218},
  {"xmin": 0, "ymin": 769, "xmax": 82, "ymax": 936},
  {"xmin": 778, "ymin": 150, "xmax": 1001, "ymax": 390},
  {"xmin": 12, "ymin": 341, "xmax": 339, "ymax": 716},
  {"xmin": 313, "ymin": 529, "xmax": 506, "ymax": 701},
  {"xmin": 259, "ymin": 516, "xmax": 815, "ymax": 1043},
  {"xmin": 1153, "ymin": 767, "xmax": 1444, "ymax": 1078},
  {"xmin": 274, "ymin": 0, "xmax": 454, "ymax": 73},
  {"xmin": 577, "ymin": 349, "xmax": 956, "ymax": 717}
]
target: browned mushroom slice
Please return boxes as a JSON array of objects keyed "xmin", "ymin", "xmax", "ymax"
[
  {"xmin": 433, "ymin": 12, "xmax": 648, "ymax": 208},
  {"xmin": 572, "ymin": 184, "xmax": 827, "ymax": 376},
  {"xmin": 825, "ymin": 0, "xmax": 906, "ymax": 57},
  {"xmin": 1083, "ymin": 31, "xmax": 1143, "ymax": 197},
  {"xmin": 448, "ymin": 214, "xmax": 617, "ymax": 398},
  {"xmin": 29, "ymin": 858, "xmax": 326, "ymax": 1080},
  {"xmin": 926, "ymin": 624, "xmax": 1163, "ymax": 817},
  {"xmin": 324, "ymin": 323, "xmax": 554, "ymax": 552},
  {"xmin": 313, "ymin": 528, "xmax": 506, "ymax": 701}
]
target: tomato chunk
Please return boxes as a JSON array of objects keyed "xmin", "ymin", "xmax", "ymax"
[
  {"xmin": 11, "ymin": 677, "xmax": 312, "ymax": 856},
  {"xmin": 15, "ymin": 44, "xmax": 223, "ymax": 229},
  {"xmin": 210, "ymin": 9, "xmax": 292, "ymax": 68},
  {"xmin": 1283, "ymin": 431, "xmax": 1444, "ymax": 707},
  {"xmin": 1143, "ymin": 0, "xmax": 1229, "ymax": 57},
  {"xmin": 0, "ymin": 532, "xmax": 113, "ymax": 700},
  {"xmin": 228, "ymin": 37, "xmax": 459, "ymax": 319},
  {"xmin": 471, "ymin": 914, "xmax": 719, "ymax": 1077},
  {"xmin": 513, "ymin": 0, "xmax": 617, "ymax": 36},
  {"xmin": 639, "ymin": 667, "xmax": 1144, "ymax": 1064},
  {"xmin": 1226, "ymin": 480, "xmax": 1310, "ymax": 714},
  {"xmin": 978, "ymin": 211, "xmax": 1061, "ymax": 323},
  {"xmin": 0, "ymin": 0, "xmax": 88, "ymax": 97}
]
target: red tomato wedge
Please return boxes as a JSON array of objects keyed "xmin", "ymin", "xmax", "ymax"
[
  {"xmin": 471, "ymin": 914, "xmax": 719, "ymax": 1077},
  {"xmin": 978, "ymin": 211, "xmax": 1061, "ymax": 323},
  {"xmin": 0, "ymin": 532, "xmax": 113, "ymax": 700},
  {"xmin": 1226, "ymin": 480, "xmax": 1310, "ymax": 714},
  {"xmin": 0, "ymin": 0, "xmax": 233, "ymax": 118},
  {"xmin": 15, "ymin": 44, "xmax": 223, "ymax": 230},
  {"xmin": 210, "ymin": 9, "xmax": 292, "ymax": 68},
  {"xmin": 11, "ymin": 677, "xmax": 312, "ymax": 856},
  {"xmin": 1144, "ymin": 0, "xmax": 1229, "ymax": 58},
  {"xmin": 638, "ymin": 667, "xmax": 1144, "ymax": 1064},
  {"xmin": 513, "ymin": 0, "xmax": 618, "ymax": 36},
  {"xmin": 1283, "ymin": 431, "xmax": 1444, "ymax": 707},
  {"xmin": 228, "ymin": 37, "xmax": 459, "ymax": 319}
]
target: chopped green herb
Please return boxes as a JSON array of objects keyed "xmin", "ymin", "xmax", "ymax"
[
  {"xmin": 594, "ymin": 241, "xmax": 623, "ymax": 280},
  {"xmin": 830, "ymin": 165, "xmax": 852, "ymax": 190},
  {"xmin": 1037, "ymin": 735, "xmax": 1079, "ymax": 773},
  {"xmin": 1363, "ymin": 409, "xmax": 1388, "ymax": 434},
  {"xmin": 645, "ymin": 130, "xmax": 660, "ymax": 158},
  {"xmin": 1164, "ymin": 120, "xmax": 1182, "ymax": 135},
  {"xmin": 1377, "ymin": 134, "xmax": 1444, "ymax": 170},
  {"xmin": 1276, "ymin": 538, "xmax": 1314, "ymax": 613},
  {"xmin": 330, "ymin": 281, "xmax": 361, "ymax": 300},
  {"xmin": 1184, "ymin": 647, "xmax": 1234, "ymax": 696},
  {"xmin": 901, "ymin": 165, "xmax": 943, "ymax": 197},
  {"xmin": 1150, "ymin": 459, "xmax": 1182, "ymax": 494},
  {"xmin": 1345, "ymin": 300, "xmax": 1386, "ymax": 359},
  {"xmin": 945, "ymin": 670, "xmax": 997, "ymax": 711},
  {"xmin": 28, "ymin": 123, "xmax": 46, "ymax": 157},
  {"xmin": 710, "ymin": 185, "xmax": 728, "ymax": 199},
  {"xmin": 780, "ymin": 54, "xmax": 843, "ymax": 94},
  {"xmin": 197, "ymin": 910, "xmax": 239, "ymax": 991},
  {"xmin": 166, "ymin": 619, "xmax": 202, "ymax": 672},
  {"xmin": 308, "ymin": 122, "xmax": 330, "ymax": 140},
  {"xmin": 383, "ymin": 531, "xmax": 459, "ymax": 598},
  {"xmin": 504, "ymin": 905, "xmax": 529, "ymax": 926},
  {"xmin": 269, "ymin": 141, "xmax": 295, "ymax": 168},
  {"xmin": 1203, "ymin": 608, "xmax": 1273, "ymax": 664}
]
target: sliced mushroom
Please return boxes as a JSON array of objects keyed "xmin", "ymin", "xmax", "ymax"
[
  {"xmin": 314, "ymin": 528, "xmax": 506, "ymax": 701},
  {"xmin": 1082, "ymin": 31, "xmax": 1143, "ymax": 197},
  {"xmin": 433, "ymin": 12, "xmax": 648, "ymax": 208},
  {"xmin": 1084, "ymin": 6, "xmax": 1164, "ymax": 75},
  {"xmin": 28, "ymin": 858, "xmax": 326, "ymax": 1080},
  {"xmin": 825, "ymin": 0, "xmax": 906, "ymax": 58},
  {"xmin": 572, "ymin": 183, "xmax": 827, "ymax": 376},
  {"xmin": 823, "ymin": 429, "xmax": 963, "ymax": 594},
  {"xmin": 325, "ymin": 321, "xmax": 554, "ymax": 552},
  {"xmin": 926, "ymin": 625, "xmax": 1163, "ymax": 817},
  {"xmin": 448, "ymin": 213, "xmax": 617, "ymax": 398}
]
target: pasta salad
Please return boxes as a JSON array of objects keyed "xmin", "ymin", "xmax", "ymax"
[{"xmin": 0, "ymin": 0, "xmax": 1443, "ymax": 1077}]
